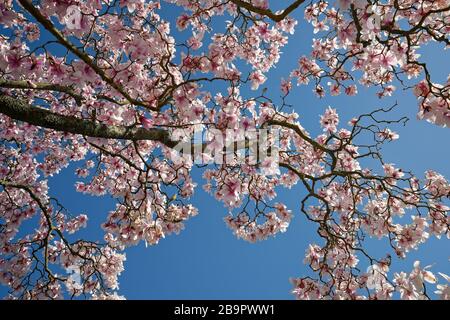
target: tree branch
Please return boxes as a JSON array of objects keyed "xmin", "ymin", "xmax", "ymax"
[
  {"xmin": 228, "ymin": 0, "xmax": 305, "ymax": 22},
  {"xmin": 17, "ymin": 0, "xmax": 156, "ymax": 110},
  {"xmin": 0, "ymin": 93, "xmax": 177, "ymax": 147},
  {"xmin": 0, "ymin": 94, "xmax": 333, "ymax": 160},
  {"xmin": 0, "ymin": 79, "xmax": 83, "ymax": 105}
]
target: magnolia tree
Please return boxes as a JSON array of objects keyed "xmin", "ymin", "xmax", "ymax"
[{"xmin": 0, "ymin": 0, "xmax": 449, "ymax": 300}]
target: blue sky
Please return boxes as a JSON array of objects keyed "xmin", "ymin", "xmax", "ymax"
[{"xmin": 1, "ymin": 1, "xmax": 449, "ymax": 299}]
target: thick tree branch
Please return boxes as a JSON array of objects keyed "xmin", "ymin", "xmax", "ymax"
[
  {"xmin": 0, "ymin": 93, "xmax": 343, "ymax": 163},
  {"xmin": 0, "ymin": 94, "xmax": 298, "ymax": 160},
  {"xmin": 0, "ymin": 93, "xmax": 177, "ymax": 147}
]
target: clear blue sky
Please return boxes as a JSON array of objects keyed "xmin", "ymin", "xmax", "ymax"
[{"xmin": 1, "ymin": 2, "xmax": 449, "ymax": 299}]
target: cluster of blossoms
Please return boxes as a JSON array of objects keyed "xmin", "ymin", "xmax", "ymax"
[
  {"xmin": 0, "ymin": 0, "xmax": 448, "ymax": 300},
  {"xmin": 415, "ymin": 78, "xmax": 450, "ymax": 127},
  {"xmin": 103, "ymin": 203, "xmax": 199, "ymax": 248},
  {"xmin": 0, "ymin": 117, "xmax": 126, "ymax": 298},
  {"xmin": 223, "ymin": 203, "xmax": 292, "ymax": 242},
  {"xmin": 283, "ymin": 0, "xmax": 449, "ymax": 126},
  {"xmin": 292, "ymin": 253, "xmax": 450, "ymax": 300},
  {"xmin": 286, "ymin": 105, "xmax": 449, "ymax": 299}
]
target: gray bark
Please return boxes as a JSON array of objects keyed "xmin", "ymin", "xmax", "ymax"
[{"xmin": 0, "ymin": 93, "xmax": 177, "ymax": 147}]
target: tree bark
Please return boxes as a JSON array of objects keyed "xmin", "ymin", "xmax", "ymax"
[{"xmin": 0, "ymin": 93, "xmax": 177, "ymax": 147}]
